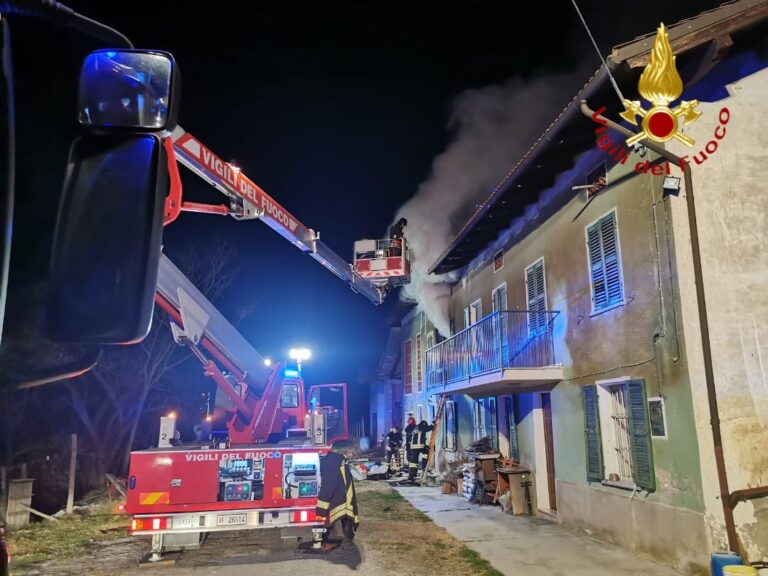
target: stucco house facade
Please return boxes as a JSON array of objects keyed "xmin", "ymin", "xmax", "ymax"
[{"xmin": 391, "ymin": 3, "xmax": 768, "ymax": 571}]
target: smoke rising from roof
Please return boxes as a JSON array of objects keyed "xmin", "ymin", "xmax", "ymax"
[{"xmin": 395, "ymin": 72, "xmax": 585, "ymax": 336}]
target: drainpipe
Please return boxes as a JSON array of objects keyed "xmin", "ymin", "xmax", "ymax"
[{"xmin": 580, "ymin": 101, "xmax": 741, "ymax": 555}]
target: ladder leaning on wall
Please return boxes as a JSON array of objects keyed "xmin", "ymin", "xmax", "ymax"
[{"xmin": 420, "ymin": 394, "xmax": 447, "ymax": 484}]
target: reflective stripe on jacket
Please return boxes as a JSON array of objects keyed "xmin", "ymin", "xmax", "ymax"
[
  {"xmin": 410, "ymin": 422, "xmax": 433, "ymax": 449},
  {"xmin": 315, "ymin": 452, "xmax": 360, "ymax": 527}
]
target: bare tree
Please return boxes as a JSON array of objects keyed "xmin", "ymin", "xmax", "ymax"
[{"xmin": 64, "ymin": 242, "xmax": 242, "ymax": 472}]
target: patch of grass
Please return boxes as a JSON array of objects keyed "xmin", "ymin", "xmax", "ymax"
[
  {"xmin": 7, "ymin": 505, "xmax": 128, "ymax": 566},
  {"xmin": 357, "ymin": 488, "xmax": 431, "ymax": 522},
  {"xmin": 458, "ymin": 547, "xmax": 506, "ymax": 576}
]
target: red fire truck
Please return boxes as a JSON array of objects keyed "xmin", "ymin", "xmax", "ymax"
[
  {"xmin": 125, "ymin": 122, "xmax": 409, "ymax": 561},
  {"xmin": 0, "ymin": 3, "xmax": 410, "ymax": 570}
]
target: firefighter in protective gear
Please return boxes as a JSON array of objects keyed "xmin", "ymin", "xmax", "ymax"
[
  {"xmin": 404, "ymin": 416, "xmax": 417, "ymax": 481},
  {"xmin": 388, "ymin": 217, "xmax": 407, "ymax": 256},
  {"xmin": 408, "ymin": 420, "xmax": 434, "ymax": 481},
  {"xmin": 315, "ymin": 451, "xmax": 359, "ymax": 541},
  {"xmin": 417, "ymin": 420, "xmax": 435, "ymax": 471},
  {"xmin": 383, "ymin": 426, "xmax": 402, "ymax": 472}
]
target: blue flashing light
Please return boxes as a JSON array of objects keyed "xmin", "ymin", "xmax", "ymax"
[
  {"xmin": 284, "ymin": 369, "xmax": 300, "ymax": 378},
  {"xmin": 106, "ymin": 51, "xmax": 117, "ymax": 58}
]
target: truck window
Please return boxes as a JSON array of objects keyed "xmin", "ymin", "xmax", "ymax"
[{"xmin": 280, "ymin": 384, "xmax": 299, "ymax": 408}]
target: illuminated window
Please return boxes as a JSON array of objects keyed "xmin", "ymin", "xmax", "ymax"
[
  {"xmin": 493, "ymin": 250, "xmax": 504, "ymax": 273},
  {"xmin": 404, "ymin": 339, "xmax": 413, "ymax": 395},
  {"xmin": 415, "ymin": 334, "xmax": 423, "ymax": 392}
]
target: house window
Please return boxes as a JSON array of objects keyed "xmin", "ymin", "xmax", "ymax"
[
  {"xmin": 492, "ymin": 283, "xmax": 507, "ymax": 312},
  {"xmin": 493, "ymin": 250, "xmax": 504, "ymax": 273},
  {"xmin": 586, "ymin": 210, "xmax": 624, "ymax": 314},
  {"xmin": 417, "ymin": 404, "xmax": 424, "ymax": 422},
  {"xmin": 525, "ymin": 259, "xmax": 547, "ymax": 335},
  {"xmin": 444, "ymin": 399, "xmax": 457, "ymax": 451},
  {"xmin": 403, "ymin": 339, "xmax": 413, "ymax": 395},
  {"xmin": 464, "ymin": 299, "xmax": 482, "ymax": 329},
  {"xmin": 583, "ymin": 379, "xmax": 655, "ymax": 490},
  {"xmin": 426, "ymin": 331, "xmax": 435, "ymax": 350},
  {"xmin": 473, "ymin": 397, "xmax": 498, "ymax": 449},
  {"xmin": 586, "ymin": 161, "xmax": 608, "ymax": 199},
  {"xmin": 493, "ymin": 284, "xmax": 510, "ymax": 365},
  {"xmin": 415, "ymin": 333, "xmax": 423, "ymax": 392},
  {"xmin": 603, "ymin": 384, "xmax": 633, "ymax": 482}
]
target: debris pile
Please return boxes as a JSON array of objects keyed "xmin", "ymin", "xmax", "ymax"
[{"xmin": 466, "ymin": 436, "xmax": 494, "ymax": 455}]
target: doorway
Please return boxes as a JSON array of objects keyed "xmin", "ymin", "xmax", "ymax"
[{"xmin": 542, "ymin": 393, "xmax": 557, "ymax": 511}]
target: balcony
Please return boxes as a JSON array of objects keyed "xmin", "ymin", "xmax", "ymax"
[{"xmin": 426, "ymin": 310, "xmax": 563, "ymax": 396}]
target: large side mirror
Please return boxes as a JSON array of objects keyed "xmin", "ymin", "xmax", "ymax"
[
  {"xmin": 78, "ymin": 50, "xmax": 180, "ymax": 131},
  {"xmin": 45, "ymin": 49, "xmax": 180, "ymax": 344}
]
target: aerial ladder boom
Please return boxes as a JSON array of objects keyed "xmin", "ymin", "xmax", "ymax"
[
  {"xmin": 167, "ymin": 127, "xmax": 395, "ymax": 304},
  {"xmin": 155, "ymin": 254, "xmax": 271, "ymax": 390},
  {"xmin": 155, "ymin": 254, "xmax": 343, "ymax": 444}
]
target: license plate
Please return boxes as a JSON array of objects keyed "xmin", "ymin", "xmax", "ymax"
[
  {"xmin": 216, "ymin": 513, "xmax": 247, "ymax": 527},
  {"xmin": 312, "ymin": 528, "xmax": 326, "ymax": 533},
  {"xmin": 172, "ymin": 516, "xmax": 198, "ymax": 529}
]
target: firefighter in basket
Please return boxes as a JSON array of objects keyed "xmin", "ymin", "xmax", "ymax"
[{"xmin": 388, "ymin": 217, "xmax": 407, "ymax": 257}]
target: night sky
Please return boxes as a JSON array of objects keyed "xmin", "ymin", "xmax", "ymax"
[{"xmin": 6, "ymin": 0, "xmax": 722, "ymax": 416}]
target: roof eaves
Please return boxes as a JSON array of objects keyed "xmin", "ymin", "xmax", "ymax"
[
  {"xmin": 612, "ymin": 0, "xmax": 768, "ymax": 68},
  {"xmin": 428, "ymin": 66, "xmax": 607, "ymax": 275},
  {"xmin": 428, "ymin": 0, "xmax": 768, "ymax": 276}
]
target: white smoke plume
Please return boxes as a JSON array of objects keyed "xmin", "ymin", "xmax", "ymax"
[{"xmin": 395, "ymin": 72, "xmax": 584, "ymax": 336}]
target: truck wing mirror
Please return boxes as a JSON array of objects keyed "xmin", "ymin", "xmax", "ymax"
[{"xmin": 45, "ymin": 50, "xmax": 180, "ymax": 344}]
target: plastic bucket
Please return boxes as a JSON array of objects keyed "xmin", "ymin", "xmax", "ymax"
[
  {"xmin": 712, "ymin": 552, "xmax": 743, "ymax": 576},
  {"xmin": 723, "ymin": 567, "xmax": 758, "ymax": 575}
]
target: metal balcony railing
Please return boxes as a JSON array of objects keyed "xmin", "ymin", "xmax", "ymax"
[{"xmin": 425, "ymin": 310, "xmax": 559, "ymax": 389}]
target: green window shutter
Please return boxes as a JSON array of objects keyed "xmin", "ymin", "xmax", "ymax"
[
  {"xmin": 627, "ymin": 379, "xmax": 655, "ymax": 491},
  {"xmin": 587, "ymin": 212, "xmax": 624, "ymax": 311},
  {"xmin": 583, "ymin": 385, "xmax": 604, "ymax": 482},
  {"xmin": 507, "ymin": 396, "xmax": 519, "ymax": 462},
  {"xmin": 587, "ymin": 223, "xmax": 608, "ymax": 310},
  {"xmin": 600, "ymin": 213, "xmax": 623, "ymax": 306},
  {"xmin": 526, "ymin": 260, "xmax": 547, "ymax": 335}
]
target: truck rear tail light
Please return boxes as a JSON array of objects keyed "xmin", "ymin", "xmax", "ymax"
[
  {"xmin": 131, "ymin": 517, "xmax": 168, "ymax": 532},
  {"xmin": 292, "ymin": 510, "xmax": 315, "ymax": 523}
]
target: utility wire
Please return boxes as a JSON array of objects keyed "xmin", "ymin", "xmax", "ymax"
[
  {"xmin": 0, "ymin": 1, "xmax": 133, "ymax": 48},
  {"xmin": 0, "ymin": 16, "xmax": 15, "ymax": 347},
  {"xmin": 570, "ymin": 0, "xmax": 625, "ymax": 104}
]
